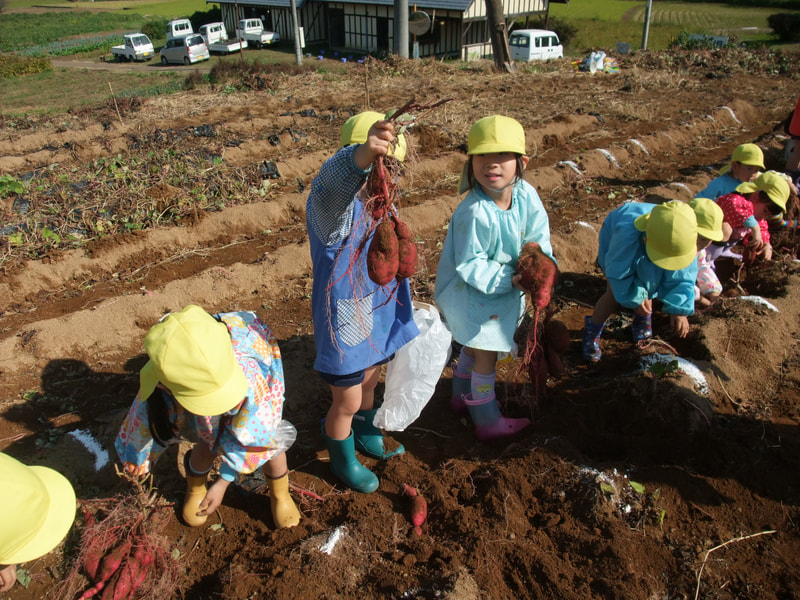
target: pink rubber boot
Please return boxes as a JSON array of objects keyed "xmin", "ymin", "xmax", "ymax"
[{"xmin": 463, "ymin": 394, "xmax": 530, "ymax": 442}]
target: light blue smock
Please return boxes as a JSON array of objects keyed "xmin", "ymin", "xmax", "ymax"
[
  {"xmin": 694, "ymin": 173, "xmax": 741, "ymax": 200},
  {"xmin": 435, "ymin": 179, "xmax": 553, "ymax": 352},
  {"xmin": 598, "ymin": 203, "xmax": 697, "ymax": 316}
]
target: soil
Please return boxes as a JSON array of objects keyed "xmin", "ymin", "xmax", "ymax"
[{"xmin": 2, "ymin": 50, "xmax": 800, "ymax": 600}]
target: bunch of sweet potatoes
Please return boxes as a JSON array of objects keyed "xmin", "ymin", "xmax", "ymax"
[
  {"xmin": 367, "ymin": 213, "xmax": 417, "ymax": 286},
  {"xmin": 515, "ymin": 242, "xmax": 569, "ymax": 396}
]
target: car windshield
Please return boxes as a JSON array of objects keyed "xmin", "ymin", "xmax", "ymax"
[
  {"xmin": 186, "ymin": 35, "xmax": 204, "ymax": 46},
  {"xmin": 131, "ymin": 35, "xmax": 149, "ymax": 46}
]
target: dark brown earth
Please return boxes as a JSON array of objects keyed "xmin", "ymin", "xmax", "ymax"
[{"xmin": 2, "ymin": 48, "xmax": 800, "ymax": 600}]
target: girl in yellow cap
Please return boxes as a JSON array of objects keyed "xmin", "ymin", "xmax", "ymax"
[
  {"xmin": 694, "ymin": 143, "xmax": 764, "ymax": 200},
  {"xmin": 690, "ymin": 198, "xmax": 726, "ymax": 308},
  {"xmin": 306, "ymin": 112, "xmax": 417, "ymax": 494},
  {"xmin": 583, "ymin": 201, "xmax": 699, "ymax": 362},
  {"xmin": 435, "ymin": 115, "xmax": 554, "ymax": 440},
  {"xmin": 708, "ymin": 170, "xmax": 790, "ymax": 264},
  {"xmin": 0, "ymin": 452, "xmax": 76, "ymax": 592},
  {"xmin": 115, "ymin": 305, "xmax": 301, "ymax": 529}
]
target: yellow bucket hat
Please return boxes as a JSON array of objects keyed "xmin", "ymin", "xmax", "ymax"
[
  {"xmin": 689, "ymin": 197, "xmax": 724, "ymax": 242},
  {"xmin": 340, "ymin": 110, "xmax": 407, "ymax": 162},
  {"xmin": 467, "ymin": 115, "xmax": 526, "ymax": 155},
  {"xmin": 735, "ymin": 170, "xmax": 789, "ymax": 212},
  {"xmin": 634, "ymin": 201, "xmax": 698, "ymax": 270},
  {"xmin": 720, "ymin": 143, "xmax": 765, "ymax": 174},
  {"xmin": 139, "ymin": 305, "xmax": 248, "ymax": 416},
  {"xmin": 0, "ymin": 453, "xmax": 76, "ymax": 564}
]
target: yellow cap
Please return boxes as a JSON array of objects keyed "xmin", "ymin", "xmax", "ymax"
[
  {"xmin": 139, "ymin": 305, "xmax": 248, "ymax": 416},
  {"xmin": 735, "ymin": 170, "xmax": 789, "ymax": 212},
  {"xmin": 634, "ymin": 201, "xmax": 698, "ymax": 270},
  {"xmin": 721, "ymin": 143, "xmax": 765, "ymax": 174},
  {"xmin": 467, "ymin": 115, "xmax": 526, "ymax": 155},
  {"xmin": 689, "ymin": 197, "xmax": 724, "ymax": 241},
  {"xmin": 0, "ymin": 453, "xmax": 76, "ymax": 564},
  {"xmin": 340, "ymin": 111, "xmax": 407, "ymax": 162}
]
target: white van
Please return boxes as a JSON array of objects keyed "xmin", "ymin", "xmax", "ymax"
[
  {"xmin": 508, "ymin": 29, "xmax": 563, "ymax": 62},
  {"xmin": 165, "ymin": 18, "xmax": 193, "ymax": 40}
]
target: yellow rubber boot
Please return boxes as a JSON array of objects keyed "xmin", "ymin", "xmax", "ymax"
[
  {"xmin": 267, "ymin": 472, "xmax": 301, "ymax": 528},
  {"xmin": 182, "ymin": 452, "xmax": 210, "ymax": 527}
]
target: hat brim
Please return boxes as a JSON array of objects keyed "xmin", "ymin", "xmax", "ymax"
[
  {"xmin": 140, "ymin": 359, "xmax": 248, "ymax": 417},
  {"xmin": 697, "ymin": 225, "xmax": 724, "ymax": 242},
  {"xmin": 646, "ymin": 245, "xmax": 696, "ymax": 271},
  {"xmin": 634, "ymin": 213, "xmax": 649, "ymax": 232},
  {"xmin": 736, "ymin": 180, "xmax": 788, "ymax": 211},
  {"xmin": 173, "ymin": 366, "xmax": 248, "ymax": 416},
  {"xmin": 3, "ymin": 466, "xmax": 76, "ymax": 564}
]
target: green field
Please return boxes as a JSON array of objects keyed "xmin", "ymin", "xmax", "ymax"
[
  {"xmin": 1, "ymin": 0, "xmax": 798, "ymax": 114},
  {"xmin": 549, "ymin": 0, "xmax": 799, "ymax": 52}
]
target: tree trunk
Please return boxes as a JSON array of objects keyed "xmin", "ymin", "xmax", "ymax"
[{"xmin": 484, "ymin": 0, "xmax": 515, "ymax": 72}]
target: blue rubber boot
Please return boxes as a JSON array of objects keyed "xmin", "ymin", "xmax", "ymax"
[
  {"xmin": 464, "ymin": 394, "xmax": 530, "ymax": 442},
  {"xmin": 631, "ymin": 313, "xmax": 653, "ymax": 342},
  {"xmin": 323, "ymin": 429, "xmax": 379, "ymax": 493},
  {"xmin": 352, "ymin": 409, "xmax": 404, "ymax": 460},
  {"xmin": 450, "ymin": 371, "xmax": 471, "ymax": 414},
  {"xmin": 582, "ymin": 315, "xmax": 606, "ymax": 362}
]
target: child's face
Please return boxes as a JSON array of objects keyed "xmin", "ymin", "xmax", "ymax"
[
  {"xmin": 749, "ymin": 192, "xmax": 774, "ymax": 220},
  {"xmin": 730, "ymin": 161, "xmax": 760, "ymax": 183},
  {"xmin": 471, "ymin": 152, "xmax": 524, "ymax": 195}
]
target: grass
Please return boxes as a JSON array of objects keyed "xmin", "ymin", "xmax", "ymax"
[
  {"xmin": 0, "ymin": 67, "xmax": 184, "ymax": 113},
  {"xmin": 4, "ymin": 0, "xmax": 204, "ymax": 18},
  {"xmin": 548, "ymin": 0, "xmax": 800, "ymax": 53}
]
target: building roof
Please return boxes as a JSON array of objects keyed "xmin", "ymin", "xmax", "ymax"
[{"xmin": 209, "ymin": 0, "xmax": 473, "ymax": 10}]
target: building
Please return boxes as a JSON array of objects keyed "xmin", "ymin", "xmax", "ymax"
[{"xmin": 208, "ymin": 0, "xmax": 554, "ymax": 60}]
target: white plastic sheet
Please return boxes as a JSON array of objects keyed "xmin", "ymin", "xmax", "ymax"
[{"xmin": 375, "ymin": 302, "xmax": 452, "ymax": 431}]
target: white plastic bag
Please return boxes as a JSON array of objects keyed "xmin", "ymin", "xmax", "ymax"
[{"xmin": 375, "ymin": 302, "xmax": 452, "ymax": 431}]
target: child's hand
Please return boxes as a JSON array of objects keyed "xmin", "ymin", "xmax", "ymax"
[
  {"xmin": 635, "ymin": 298, "xmax": 652, "ymax": 316},
  {"xmin": 511, "ymin": 273, "xmax": 525, "ymax": 291},
  {"xmin": 670, "ymin": 314, "xmax": 690, "ymax": 338},
  {"xmin": 197, "ymin": 478, "xmax": 231, "ymax": 517},
  {"xmin": 0, "ymin": 564, "xmax": 17, "ymax": 592},
  {"xmin": 353, "ymin": 120, "xmax": 396, "ymax": 170}
]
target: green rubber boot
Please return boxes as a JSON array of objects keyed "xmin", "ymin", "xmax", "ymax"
[
  {"xmin": 323, "ymin": 429, "xmax": 379, "ymax": 494},
  {"xmin": 352, "ymin": 409, "xmax": 405, "ymax": 460}
]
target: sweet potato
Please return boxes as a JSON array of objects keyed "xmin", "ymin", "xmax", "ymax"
[
  {"xmin": 392, "ymin": 216, "xmax": 413, "ymax": 241},
  {"xmin": 516, "ymin": 242, "xmax": 558, "ymax": 310},
  {"xmin": 99, "ymin": 570, "xmax": 121, "ymax": 600},
  {"xmin": 396, "ymin": 238, "xmax": 417, "ymax": 279},
  {"xmin": 128, "ymin": 545, "xmax": 154, "ymax": 593},
  {"xmin": 402, "ymin": 483, "xmax": 428, "ymax": 535},
  {"xmin": 112, "ymin": 557, "xmax": 133, "ymax": 600},
  {"xmin": 367, "ymin": 219, "xmax": 400, "ymax": 286},
  {"xmin": 83, "ymin": 545, "xmax": 103, "ymax": 582}
]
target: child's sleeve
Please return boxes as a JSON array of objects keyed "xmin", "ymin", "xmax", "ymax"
[
  {"xmin": 766, "ymin": 212, "xmax": 800, "ymax": 232},
  {"xmin": 114, "ymin": 392, "xmax": 166, "ymax": 476},
  {"xmin": 307, "ymin": 145, "xmax": 371, "ymax": 246},
  {"xmin": 216, "ymin": 315, "xmax": 288, "ymax": 481},
  {"xmin": 450, "ymin": 202, "xmax": 516, "ymax": 295},
  {"xmin": 659, "ymin": 262, "xmax": 699, "ymax": 315},
  {"xmin": 521, "ymin": 185, "xmax": 555, "ymax": 263}
]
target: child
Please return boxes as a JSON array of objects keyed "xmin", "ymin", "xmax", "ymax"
[
  {"xmin": 115, "ymin": 305, "xmax": 301, "ymax": 529},
  {"xmin": 694, "ymin": 143, "xmax": 764, "ymax": 200},
  {"xmin": 786, "ymin": 93, "xmax": 800, "ymax": 178},
  {"xmin": 690, "ymin": 198, "xmax": 725, "ymax": 308},
  {"xmin": 435, "ymin": 115, "xmax": 554, "ymax": 441},
  {"xmin": 707, "ymin": 171, "xmax": 790, "ymax": 264},
  {"xmin": 582, "ymin": 201, "xmax": 698, "ymax": 362},
  {"xmin": 306, "ymin": 111, "xmax": 418, "ymax": 493},
  {"xmin": 1, "ymin": 452, "xmax": 76, "ymax": 592}
]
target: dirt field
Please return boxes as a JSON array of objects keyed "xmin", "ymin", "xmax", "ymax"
[{"xmin": 2, "ymin": 49, "xmax": 800, "ymax": 600}]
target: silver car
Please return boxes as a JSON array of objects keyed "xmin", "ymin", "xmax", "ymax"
[{"xmin": 160, "ymin": 34, "xmax": 210, "ymax": 65}]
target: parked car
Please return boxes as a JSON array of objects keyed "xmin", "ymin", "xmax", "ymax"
[
  {"xmin": 165, "ymin": 18, "xmax": 193, "ymax": 40},
  {"xmin": 160, "ymin": 34, "xmax": 210, "ymax": 65},
  {"xmin": 235, "ymin": 18, "xmax": 280, "ymax": 48},
  {"xmin": 508, "ymin": 29, "xmax": 563, "ymax": 62},
  {"xmin": 110, "ymin": 33, "xmax": 154, "ymax": 62}
]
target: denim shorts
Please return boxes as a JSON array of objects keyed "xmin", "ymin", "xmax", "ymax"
[{"xmin": 318, "ymin": 356, "xmax": 392, "ymax": 387}]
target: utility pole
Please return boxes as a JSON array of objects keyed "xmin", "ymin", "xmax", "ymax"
[
  {"xmin": 290, "ymin": 0, "xmax": 303, "ymax": 64},
  {"xmin": 394, "ymin": 0, "xmax": 409, "ymax": 57},
  {"xmin": 641, "ymin": 0, "xmax": 653, "ymax": 50}
]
